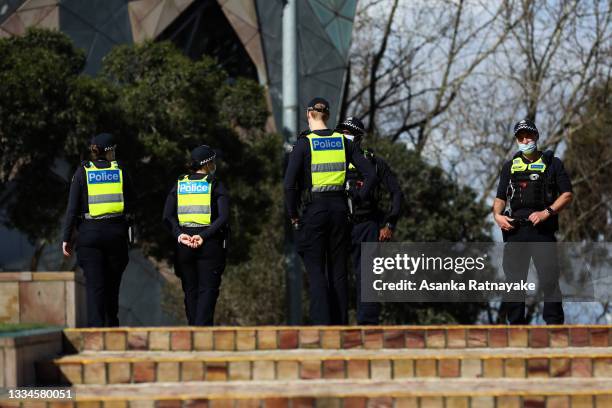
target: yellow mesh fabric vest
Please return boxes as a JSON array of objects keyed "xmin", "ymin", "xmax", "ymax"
[
  {"xmin": 177, "ymin": 175, "xmax": 212, "ymax": 226},
  {"xmin": 306, "ymin": 132, "xmax": 346, "ymax": 192},
  {"xmin": 84, "ymin": 161, "xmax": 124, "ymax": 218}
]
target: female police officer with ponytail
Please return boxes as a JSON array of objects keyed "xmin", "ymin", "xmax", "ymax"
[
  {"xmin": 62, "ymin": 133, "xmax": 134, "ymax": 327},
  {"xmin": 163, "ymin": 145, "xmax": 229, "ymax": 326}
]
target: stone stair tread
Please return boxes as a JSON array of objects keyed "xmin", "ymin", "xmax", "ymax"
[
  {"xmin": 64, "ymin": 324, "xmax": 608, "ymax": 331},
  {"xmin": 53, "ymin": 347, "xmax": 612, "ymax": 363},
  {"xmin": 69, "ymin": 378, "xmax": 612, "ymax": 400}
]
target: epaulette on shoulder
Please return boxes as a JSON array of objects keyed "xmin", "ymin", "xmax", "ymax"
[
  {"xmin": 298, "ymin": 129, "xmax": 311, "ymax": 138},
  {"xmin": 81, "ymin": 160, "xmax": 91, "ymax": 168},
  {"xmin": 178, "ymin": 174, "xmax": 188, "ymax": 180}
]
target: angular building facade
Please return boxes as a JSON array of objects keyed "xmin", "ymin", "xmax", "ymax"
[{"xmin": 0, "ymin": 0, "xmax": 358, "ymax": 131}]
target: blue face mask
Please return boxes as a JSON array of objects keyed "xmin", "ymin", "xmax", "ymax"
[{"xmin": 518, "ymin": 141, "xmax": 537, "ymax": 154}]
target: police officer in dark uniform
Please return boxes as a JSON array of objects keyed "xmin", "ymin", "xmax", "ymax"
[
  {"xmin": 493, "ymin": 119, "xmax": 573, "ymax": 324},
  {"xmin": 163, "ymin": 145, "xmax": 229, "ymax": 326},
  {"xmin": 336, "ymin": 117, "xmax": 402, "ymax": 325},
  {"xmin": 284, "ymin": 98, "xmax": 377, "ymax": 325},
  {"xmin": 62, "ymin": 133, "xmax": 134, "ymax": 327}
]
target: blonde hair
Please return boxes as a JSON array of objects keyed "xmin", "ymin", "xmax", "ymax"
[{"xmin": 308, "ymin": 103, "xmax": 329, "ymax": 122}]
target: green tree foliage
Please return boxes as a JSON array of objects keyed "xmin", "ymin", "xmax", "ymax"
[
  {"xmin": 561, "ymin": 80, "xmax": 612, "ymax": 241},
  {"xmin": 100, "ymin": 41, "xmax": 271, "ymax": 263},
  {"xmin": 0, "ymin": 29, "xmax": 97, "ymax": 265}
]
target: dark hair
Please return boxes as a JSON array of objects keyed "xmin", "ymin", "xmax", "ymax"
[
  {"xmin": 188, "ymin": 159, "xmax": 215, "ymax": 173},
  {"xmin": 90, "ymin": 145, "xmax": 103, "ymax": 160}
]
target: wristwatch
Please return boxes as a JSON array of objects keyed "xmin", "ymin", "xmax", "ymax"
[
  {"xmin": 385, "ymin": 222, "xmax": 394, "ymax": 230},
  {"xmin": 545, "ymin": 207, "xmax": 555, "ymax": 216}
]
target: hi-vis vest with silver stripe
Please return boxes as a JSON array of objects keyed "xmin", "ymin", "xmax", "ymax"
[
  {"xmin": 306, "ymin": 132, "xmax": 347, "ymax": 192},
  {"xmin": 84, "ymin": 161, "xmax": 124, "ymax": 218},
  {"xmin": 177, "ymin": 175, "xmax": 212, "ymax": 227}
]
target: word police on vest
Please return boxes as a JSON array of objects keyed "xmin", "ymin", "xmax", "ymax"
[
  {"xmin": 179, "ymin": 181, "xmax": 210, "ymax": 194},
  {"xmin": 88, "ymin": 170, "xmax": 120, "ymax": 184},
  {"xmin": 312, "ymin": 137, "xmax": 343, "ymax": 151}
]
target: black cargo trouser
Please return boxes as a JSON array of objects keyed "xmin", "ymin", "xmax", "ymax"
[
  {"xmin": 77, "ymin": 220, "xmax": 129, "ymax": 327},
  {"xmin": 176, "ymin": 235, "xmax": 226, "ymax": 326},
  {"xmin": 351, "ymin": 219, "xmax": 382, "ymax": 325},
  {"xmin": 298, "ymin": 196, "xmax": 350, "ymax": 325},
  {"xmin": 501, "ymin": 223, "xmax": 564, "ymax": 324}
]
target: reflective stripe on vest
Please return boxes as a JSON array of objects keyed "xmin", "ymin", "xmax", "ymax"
[
  {"xmin": 177, "ymin": 176, "xmax": 212, "ymax": 226},
  {"xmin": 84, "ymin": 161, "xmax": 124, "ymax": 218},
  {"xmin": 307, "ymin": 132, "xmax": 346, "ymax": 193}
]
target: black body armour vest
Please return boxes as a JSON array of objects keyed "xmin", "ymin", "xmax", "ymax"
[
  {"xmin": 346, "ymin": 149, "xmax": 381, "ymax": 217},
  {"xmin": 507, "ymin": 151, "xmax": 558, "ymax": 212}
]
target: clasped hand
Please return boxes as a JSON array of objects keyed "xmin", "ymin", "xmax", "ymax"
[{"xmin": 178, "ymin": 233, "xmax": 203, "ymax": 248}]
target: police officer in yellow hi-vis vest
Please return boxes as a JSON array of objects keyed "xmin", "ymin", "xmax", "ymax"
[
  {"xmin": 493, "ymin": 119, "xmax": 573, "ymax": 324},
  {"xmin": 62, "ymin": 133, "xmax": 134, "ymax": 327},
  {"xmin": 163, "ymin": 145, "xmax": 229, "ymax": 326},
  {"xmin": 284, "ymin": 98, "xmax": 377, "ymax": 325}
]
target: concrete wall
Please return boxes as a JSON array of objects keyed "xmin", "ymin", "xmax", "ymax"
[
  {"xmin": 0, "ymin": 272, "xmax": 86, "ymax": 328},
  {"xmin": 0, "ymin": 328, "xmax": 63, "ymax": 387}
]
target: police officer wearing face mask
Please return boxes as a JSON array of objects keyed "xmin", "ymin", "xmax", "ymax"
[
  {"xmin": 336, "ymin": 117, "xmax": 402, "ymax": 325},
  {"xmin": 62, "ymin": 133, "xmax": 135, "ymax": 327},
  {"xmin": 163, "ymin": 145, "xmax": 229, "ymax": 326},
  {"xmin": 492, "ymin": 119, "xmax": 573, "ymax": 324},
  {"xmin": 284, "ymin": 98, "xmax": 377, "ymax": 325}
]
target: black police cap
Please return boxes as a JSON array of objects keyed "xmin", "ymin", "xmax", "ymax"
[
  {"xmin": 336, "ymin": 117, "xmax": 365, "ymax": 135},
  {"xmin": 513, "ymin": 119, "xmax": 539, "ymax": 137},
  {"xmin": 90, "ymin": 133, "xmax": 116, "ymax": 151},
  {"xmin": 191, "ymin": 145, "xmax": 216, "ymax": 165},
  {"xmin": 307, "ymin": 97, "xmax": 330, "ymax": 113}
]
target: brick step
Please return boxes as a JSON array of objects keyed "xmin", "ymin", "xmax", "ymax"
[
  {"xmin": 4, "ymin": 379, "xmax": 612, "ymax": 407},
  {"xmin": 63, "ymin": 325, "xmax": 612, "ymax": 353},
  {"xmin": 39, "ymin": 347, "xmax": 612, "ymax": 385}
]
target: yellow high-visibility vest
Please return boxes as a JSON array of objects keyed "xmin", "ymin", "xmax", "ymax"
[
  {"xmin": 84, "ymin": 161, "xmax": 124, "ymax": 218},
  {"xmin": 306, "ymin": 132, "xmax": 346, "ymax": 192},
  {"xmin": 177, "ymin": 175, "xmax": 212, "ymax": 227},
  {"xmin": 510, "ymin": 156, "xmax": 547, "ymax": 173}
]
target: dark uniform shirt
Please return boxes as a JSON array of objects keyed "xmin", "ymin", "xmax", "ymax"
[
  {"xmin": 162, "ymin": 173, "xmax": 229, "ymax": 240},
  {"xmin": 62, "ymin": 159, "xmax": 135, "ymax": 242},
  {"xmin": 496, "ymin": 152, "xmax": 572, "ymax": 226},
  {"xmin": 283, "ymin": 129, "xmax": 377, "ymax": 219},
  {"xmin": 349, "ymin": 153, "xmax": 402, "ymax": 227}
]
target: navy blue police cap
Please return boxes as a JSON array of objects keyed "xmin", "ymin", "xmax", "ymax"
[
  {"xmin": 513, "ymin": 119, "xmax": 539, "ymax": 137},
  {"xmin": 90, "ymin": 133, "xmax": 116, "ymax": 151},
  {"xmin": 307, "ymin": 97, "xmax": 330, "ymax": 113},
  {"xmin": 191, "ymin": 145, "xmax": 216, "ymax": 165},
  {"xmin": 336, "ymin": 117, "xmax": 365, "ymax": 136}
]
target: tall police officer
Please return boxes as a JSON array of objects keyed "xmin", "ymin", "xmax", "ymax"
[
  {"xmin": 493, "ymin": 119, "xmax": 573, "ymax": 324},
  {"xmin": 62, "ymin": 133, "xmax": 134, "ymax": 327},
  {"xmin": 284, "ymin": 98, "xmax": 377, "ymax": 325},
  {"xmin": 336, "ymin": 117, "xmax": 402, "ymax": 325},
  {"xmin": 163, "ymin": 145, "xmax": 229, "ymax": 326}
]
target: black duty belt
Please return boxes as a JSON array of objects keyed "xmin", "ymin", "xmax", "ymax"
[
  {"xmin": 311, "ymin": 191, "xmax": 346, "ymax": 199},
  {"xmin": 510, "ymin": 218, "xmax": 533, "ymax": 227}
]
